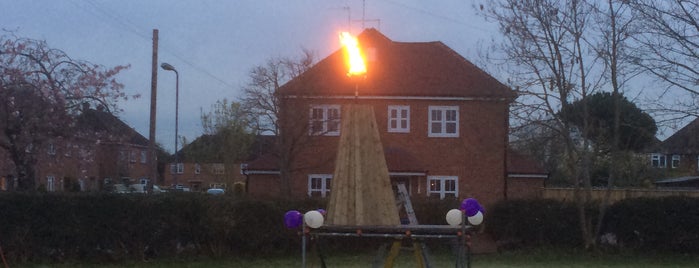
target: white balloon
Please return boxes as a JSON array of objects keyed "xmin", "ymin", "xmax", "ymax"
[
  {"xmin": 467, "ymin": 211, "xmax": 484, "ymax": 225},
  {"xmin": 445, "ymin": 209, "xmax": 463, "ymax": 226},
  {"xmin": 304, "ymin": 210, "xmax": 324, "ymax": 228}
]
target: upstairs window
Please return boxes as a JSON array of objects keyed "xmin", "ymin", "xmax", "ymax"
[
  {"xmin": 671, "ymin": 155, "xmax": 680, "ymax": 168},
  {"xmin": 388, "ymin": 105, "xmax": 410, "ymax": 133},
  {"xmin": 309, "ymin": 105, "xmax": 341, "ymax": 136},
  {"xmin": 194, "ymin": 163, "xmax": 201, "ymax": 174},
  {"xmin": 308, "ymin": 174, "xmax": 332, "ymax": 198},
  {"xmin": 212, "ymin": 163, "xmax": 225, "ymax": 175},
  {"xmin": 651, "ymin": 154, "xmax": 666, "ymax": 168},
  {"xmin": 170, "ymin": 163, "xmax": 184, "ymax": 174},
  {"xmin": 428, "ymin": 106, "xmax": 459, "ymax": 137},
  {"xmin": 129, "ymin": 151, "xmax": 137, "ymax": 163}
]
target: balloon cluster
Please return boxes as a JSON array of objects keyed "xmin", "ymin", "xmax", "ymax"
[
  {"xmin": 284, "ymin": 209, "xmax": 326, "ymax": 229},
  {"xmin": 445, "ymin": 198, "xmax": 485, "ymax": 226}
]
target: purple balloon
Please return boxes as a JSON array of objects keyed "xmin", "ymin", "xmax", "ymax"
[
  {"xmin": 317, "ymin": 208, "xmax": 326, "ymax": 215},
  {"xmin": 460, "ymin": 198, "xmax": 482, "ymax": 217},
  {"xmin": 284, "ymin": 210, "xmax": 303, "ymax": 229}
]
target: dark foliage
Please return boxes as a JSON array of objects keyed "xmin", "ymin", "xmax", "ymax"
[
  {"xmin": 603, "ymin": 196, "xmax": 699, "ymax": 252},
  {"xmin": 487, "ymin": 199, "xmax": 585, "ymax": 249},
  {"xmin": 560, "ymin": 92, "xmax": 657, "ymax": 152}
]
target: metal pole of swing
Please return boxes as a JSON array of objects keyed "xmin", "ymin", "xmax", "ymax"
[{"xmin": 302, "ymin": 223, "xmax": 307, "ymax": 268}]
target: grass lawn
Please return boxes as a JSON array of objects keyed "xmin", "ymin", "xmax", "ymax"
[{"xmin": 15, "ymin": 249, "xmax": 699, "ymax": 268}]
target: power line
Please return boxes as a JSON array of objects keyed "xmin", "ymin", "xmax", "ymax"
[
  {"xmin": 377, "ymin": 0, "xmax": 492, "ymax": 33},
  {"xmin": 68, "ymin": 0, "xmax": 235, "ymax": 90}
]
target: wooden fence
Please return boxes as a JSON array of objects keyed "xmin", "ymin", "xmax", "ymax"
[{"xmin": 541, "ymin": 187, "xmax": 699, "ymax": 203}]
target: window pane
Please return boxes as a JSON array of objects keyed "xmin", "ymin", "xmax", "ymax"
[
  {"xmin": 446, "ymin": 110, "xmax": 457, "ymax": 121},
  {"xmin": 429, "ymin": 179, "xmax": 440, "ymax": 191},
  {"xmin": 400, "ymin": 120, "xmax": 407, "ymax": 129},
  {"xmin": 445, "ymin": 179, "xmax": 455, "ymax": 191},
  {"xmin": 446, "ymin": 122, "xmax": 457, "ymax": 133},
  {"xmin": 312, "ymin": 108, "xmax": 323, "ymax": 119},
  {"xmin": 431, "ymin": 122, "xmax": 441, "ymax": 133},
  {"xmin": 329, "ymin": 109, "xmax": 340, "ymax": 119},
  {"xmin": 391, "ymin": 120, "xmax": 397, "ymax": 128},
  {"xmin": 391, "ymin": 109, "xmax": 397, "ymax": 118},
  {"xmin": 401, "ymin": 109, "xmax": 408, "ymax": 118},
  {"xmin": 431, "ymin": 110, "xmax": 441, "ymax": 121},
  {"xmin": 328, "ymin": 121, "xmax": 339, "ymax": 132}
]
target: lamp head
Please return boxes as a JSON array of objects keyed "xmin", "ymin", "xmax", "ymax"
[{"xmin": 161, "ymin": 62, "xmax": 176, "ymax": 71}]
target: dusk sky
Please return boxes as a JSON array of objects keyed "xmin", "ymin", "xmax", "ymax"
[{"xmin": 1, "ymin": 0, "xmax": 499, "ymax": 153}]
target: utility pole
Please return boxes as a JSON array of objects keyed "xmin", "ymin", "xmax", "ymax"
[{"xmin": 148, "ymin": 29, "xmax": 158, "ymax": 192}]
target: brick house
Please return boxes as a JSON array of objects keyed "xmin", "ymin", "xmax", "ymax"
[
  {"xmin": 0, "ymin": 105, "xmax": 155, "ymax": 192},
  {"xmin": 163, "ymin": 134, "xmax": 274, "ymax": 192},
  {"xmin": 244, "ymin": 29, "xmax": 548, "ymax": 208},
  {"xmin": 649, "ymin": 117, "xmax": 699, "ymax": 181}
]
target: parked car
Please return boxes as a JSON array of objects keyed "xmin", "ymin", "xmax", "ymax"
[
  {"xmin": 174, "ymin": 185, "xmax": 191, "ymax": 192},
  {"xmin": 206, "ymin": 188, "xmax": 225, "ymax": 195}
]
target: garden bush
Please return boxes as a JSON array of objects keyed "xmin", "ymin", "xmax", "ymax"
[
  {"xmin": 2, "ymin": 193, "xmax": 695, "ymax": 264},
  {"xmin": 487, "ymin": 199, "xmax": 586, "ymax": 248},
  {"xmin": 603, "ymin": 196, "xmax": 699, "ymax": 252}
]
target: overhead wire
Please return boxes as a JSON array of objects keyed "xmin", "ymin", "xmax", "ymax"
[
  {"xmin": 68, "ymin": 0, "xmax": 235, "ymax": 90},
  {"xmin": 377, "ymin": 0, "xmax": 492, "ymax": 33}
]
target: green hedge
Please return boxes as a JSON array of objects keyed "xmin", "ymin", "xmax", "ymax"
[
  {"xmin": 603, "ymin": 196, "xmax": 699, "ymax": 252},
  {"xmin": 487, "ymin": 197, "xmax": 699, "ymax": 253},
  {"xmin": 0, "ymin": 193, "xmax": 328, "ymax": 263},
  {"xmin": 487, "ymin": 199, "xmax": 586, "ymax": 248},
  {"xmin": 3, "ymin": 193, "xmax": 694, "ymax": 264}
]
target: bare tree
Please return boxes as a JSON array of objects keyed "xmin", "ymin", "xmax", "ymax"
[
  {"xmin": 480, "ymin": 0, "xmax": 642, "ymax": 248},
  {"xmin": 629, "ymin": 0, "xmax": 699, "ymax": 118},
  {"xmin": 0, "ymin": 33, "xmax": 132, "ymax": 190},
  {"xmin": 240, "ymin": 49, "xmax": 315, "ymax": 196}
]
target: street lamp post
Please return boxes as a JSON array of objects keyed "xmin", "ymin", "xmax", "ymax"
[{"xmin": 161, "ymin": 62, "xmax": 179, "ymax": 189}]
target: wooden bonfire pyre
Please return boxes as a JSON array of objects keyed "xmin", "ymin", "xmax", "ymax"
[{"xmin": 325, "ymin": 104, "xmax": 400, "ymax": 226}]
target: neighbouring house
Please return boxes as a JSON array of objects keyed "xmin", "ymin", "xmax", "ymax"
[
  {"xmin": 243, "ymin": 28, "xmax": 545, "ymax": 208},
  {"xmin": 648, "ymin": 117, "xmax": 699, "ymax": 177},
  {"xmin": 163, "ymin": 134, "xmax": 273, "ymax": 192},
  {"xmin": 0, "ymin": 104, "xmax": 157, "ymax": 192}
]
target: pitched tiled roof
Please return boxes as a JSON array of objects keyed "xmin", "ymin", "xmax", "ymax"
[
  {"xmin": 75, "ymin": 108, "xmax": 149, "ymax": 146},
  {"xmin": 278, "ymin": 28, "xmax": 514, "ymax": 99},
  {"xmin": 659, "ymin": 117, "xmax": 699, "ymax": 154}
]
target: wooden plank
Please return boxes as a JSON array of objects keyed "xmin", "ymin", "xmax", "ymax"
[{"xmin": 326, "ymin": 104, "xmax": 400, "ymax": 226}]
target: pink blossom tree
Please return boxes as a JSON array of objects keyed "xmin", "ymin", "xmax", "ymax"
[{"xmin": 0, "ymin": 33, "xmax": 134, "ymax": 190}]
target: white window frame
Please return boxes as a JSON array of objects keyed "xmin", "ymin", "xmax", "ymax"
[
  {"xmin": 428, "ymin": 106, "xmax": 459, "ymax": 137},
  {"xmin": 388, "ymin": 105, "xmax": 410, "ymax": 133},
  {"xmin": 194, "ymin": 163, "xmax": 201, "ymax": 174},
  {"xmin": 671, "ymin": 155, "xmax": 680, "ymax": 168},
  {"xmin": 309, "ymin": 104, "xmax": 341, "ymax": 136},
  {"xmin": 47, "ymin": 143, "xmax": 56, "ymax": 155},
  {"xmin": 140, "ymin": 150, "xmax": 147, "ymax": 164},
  {"xmin": 212, "ymin": 163, "xmax": 225, "ymax": 175},
  {"xmin": 427, "ymin": 176, "xmax": 458, "ymax": 199},
  {"xmin": 651, "ymin": 153, "xmax": 666, "ymax": 168},
  {"xmin": 308, "ymin": 174, "xmax": 332, "ymax": 198},
  {"xmin": 47, "ymin": 176, "xmax": 56, "ymax": 192},
  {"xmin": 170, "ymin": 163, "xmax": 184, "ymax": 174},
  {"xmin": 129, "ymin": 151, "xmax": 137, "ymax": 163}
]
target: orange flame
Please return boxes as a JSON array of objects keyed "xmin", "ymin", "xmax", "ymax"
[{"xmin": 339, "ymin": 32, "xmax": 366, "ymax": 76}]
